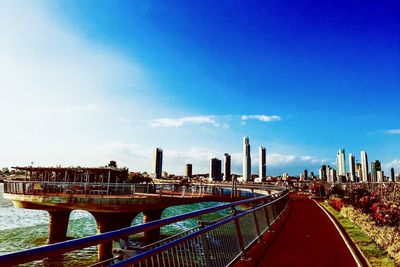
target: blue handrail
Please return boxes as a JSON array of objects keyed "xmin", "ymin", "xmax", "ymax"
[
  {"xmin": 112, "ymin": 191, "xmax": 288, "ymax": 266},
  {"xmin": 0, "ymin": 186, "xmax": 286, "ymax": 266}
]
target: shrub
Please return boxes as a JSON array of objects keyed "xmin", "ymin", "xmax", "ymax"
[
  {"xmin": 370, "ymin": 202, "xmax": 400, "ymax": 227},
  {"xmin": 329, "ymin": 185, "xmax": 345, "ymax": 198},
  {"xmin": 329, "ymin": 198, "xmax": 344, "ymax": 211},
  {"xmin": 358, "ymin": 192, "xmax": 379, "ymax": 213}
]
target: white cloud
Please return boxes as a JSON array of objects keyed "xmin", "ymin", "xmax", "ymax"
[
  {"xmin": 150, "ymin": 116, "xmax": 219, "ymax": 127},
  {"xmin": 0, "ymin": 1, "xmax": 156, "ymax": 168},
  {"xmin": 241, "ymin": 115, "xmax": 281, "ymax": 122},
  {"xmin": 385, "ymin": 129, "xmax": 400, "ymax": 134},
  {"xmin": 384, "ymin": 159, "xmax": 400, "ymax": 171}
]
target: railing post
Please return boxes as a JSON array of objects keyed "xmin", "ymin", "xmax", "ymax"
[
  {"xmin": 231, "ymin": 207, "xmax": 245, "ymax": 256},
  {"xmin": 253, "ymin": 208, "xmax": 261, "ymax": 240},
  {"xmin": 199, "ymin": 221, "xmax": 213, "ymax": 267}
]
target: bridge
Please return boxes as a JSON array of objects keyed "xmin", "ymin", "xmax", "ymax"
[{"xmin": 0, "ymin": 167, "xmax": 365, "ymax": 267}]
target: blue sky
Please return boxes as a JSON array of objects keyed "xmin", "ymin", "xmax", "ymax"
[{"xmin": 1, "ymin": 1, "xmax": 399, "ymax": 175}]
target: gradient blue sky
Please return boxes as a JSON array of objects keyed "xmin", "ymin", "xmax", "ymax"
[{"xmin": 1, "ymin": 1, "xmax": 399, "ymax": 175}]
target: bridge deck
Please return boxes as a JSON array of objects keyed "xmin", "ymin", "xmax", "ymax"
[{"xmin": 238, "ymin": 193, "xmax": 359, "ymax": 267}]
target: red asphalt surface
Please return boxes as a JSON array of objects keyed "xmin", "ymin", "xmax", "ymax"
[{"xmin": 256, "ymin": 194, "xmax": 357, "ymax": 267}]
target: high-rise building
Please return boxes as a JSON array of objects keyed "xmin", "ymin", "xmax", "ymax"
[
  {"xmin": 336, "ymin": 149, "xmax": 346, "ymax": 178},
  {"xmin": 327, "ymin": 166, "xmax": 333, "ymax": 182},
  {"xmin": 153, "ymin": 148, "xmax": 163, "ymax": 178},
  {"xmin": 185, "ymin": 164, "xmax": 192, "ymax": 178},
  {"xmin": 319, "ymin": 165, "xmax": 327, "ymax": 180},
  {"xmin": 224, "ymin": 153, "xmax": 231, "ymax": 181},
  {"xmin": 243, "ymin": 136, "xmax": 251, "ymax": 181},
  {"xmin": 391, "ymin": 167, "xmax": 395, "ymax": 182},
  {"xmin": 303, "ymin": 169, "xmax": 308, "ymax": 180},
  {"xmin": 349, "ymin": 153, "xmax": 356, "ymax": 182},
  {"xmin": 259, "ymin": 146, "xmax": 266, "ymax": 181},
  {"xmin": 377, "ymin": 170, "xmax": 384, "ymax": 183},
  {"xmin": 355, "ymin": 163, "xmax": 362, "ymax": 182},
  {"xmin": 371, "ymin": 160, "xmax": 381, "ymax": 182},
  {"xmin": 360, "ymin": 151, "xmax": 369, "ymax": 182},
  {"xmin": 209, "ymin": 158, "xmax": 222, "ymax": 181}
]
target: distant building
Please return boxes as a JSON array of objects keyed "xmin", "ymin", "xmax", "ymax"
[
  {"xmin": 355, "ymin": 163, "xmax": 362, "ymax": 182},
  {"xmin": 336, "ymin": 149, "xmax": 346, "ymax": 179},
  {"xmin": 360, "ymin": 151, "xmax": 369, "ymax": 182},
  {"xmin": 328, "ymin": 168, "xmax": 337, "ymax": 183},
  {"xmin": 377, "ymin": 170, "xmax": 384, "ymax": 183},
  {"xmin": 224, "ymin": 153, "xmax": 231, "ymax": 181},
  {"xmin": 303, "ymin": 169, "xmax": 308, "ymax": 180},
  {"xmin": 259, "ymin": 146, "xmax": 266, "ymax": 181},
  {"xmin": 209, "ymin": 158, "xmax": 222, "ymax": 181},
  {"xmin": 243, "ymin": 136, "xmax": 251, "ymax": 181},
  {"xmin": 349, "ymin": 154, "xmax": 356, "ymax": 182},
  {"xmin": 185, "ymin": 164, "xmax": 192, "ymax": 178},
  {"xmin": 319, "ymin": 165, "xmax": 327, "ymax": 180},
  {"xmin": 391, "ymin": 167, "xmax": 395, "ymax": 182},
  {"xmin": 282, "ymin": 172, "xmax": 289, "ymax": 180},
  {"xmin": 371, "ymin": 160, "xmax": 381, "ymax": 182},
  {"xmin": 153, "ymin": 148, "xmax": 163, "ymax": 178}
]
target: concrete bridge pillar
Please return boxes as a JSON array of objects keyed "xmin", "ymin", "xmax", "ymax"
[
  {"xmin": 143, "ymin": 208, "xmax": 164, "ymax": 243},
  {"xmin": 91, "ymin": 212, "xmax": 139, "ymax": 262},
  {"xmin": 48, "ymin": 210, "xmax": 71, "ymax": 244}
]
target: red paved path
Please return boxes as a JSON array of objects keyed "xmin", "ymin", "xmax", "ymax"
[{"xmin": 257, "ymin": 194, "xmax": 358, "ymax": 267}]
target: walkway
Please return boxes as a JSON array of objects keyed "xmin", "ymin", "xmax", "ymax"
[{"xmin": 240, "ymin": 193, "xmax": 359, "ymax": 267}]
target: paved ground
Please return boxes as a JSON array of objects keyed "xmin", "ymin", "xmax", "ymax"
[{"xmin": 257, "ymin": 193, "xmax": 358, "ymax": 267}]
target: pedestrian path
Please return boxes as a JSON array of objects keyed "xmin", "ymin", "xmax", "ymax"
[{"xmin": 237, "ymin": 193, "xmax": 360, "ymax": 267}]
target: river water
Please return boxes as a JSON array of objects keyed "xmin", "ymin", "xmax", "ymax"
[{"xmin": 0, "ymin": 183, "xmax": 225, "ymax": 266}]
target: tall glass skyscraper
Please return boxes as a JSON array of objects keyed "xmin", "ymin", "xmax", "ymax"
[
  {"xmin": 336, "ymin": 149, "xmax": 346, "ymax": 178},
  {"xmin": 153, "ymin": 148, "xmax": 163, "ymax": 178},
  {"xmin": 349, "ymin": 153, "xmax": 356, "ymax": 182},
  {"xmin": 243, "ymin": 136, "xmax": 251, "ymax": 181},
  {"xmin": 360, "ymin": 151, "xmax": 369, "ymax": 182},
  {"xmin": 210, "ymin": 158, "xmax": 222, "ymax": 181},
  {"xmin": 224, "ymin": 153, "xmax": 231, "ymax": 181},
  {"xmin": 259, "ymin": 146, "xmax": 266, "ymax": 181}
]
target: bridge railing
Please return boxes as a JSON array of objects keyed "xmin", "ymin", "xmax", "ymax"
[
  {"xmin": 3, "ymin": 180, "xmax": 263, "ymax": 199},
  {"xmin": 114, "ymin": 189, "xmax": 289, "ymax": 267},
  {"xmin": 0, "ymin": 185, "xmax": 288, "ymax": 267}
]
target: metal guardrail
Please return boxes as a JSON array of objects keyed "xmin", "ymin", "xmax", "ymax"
[
  {"xmin": 3, "ymin": 180, "xmax": 257, "ymax": 198},
  {"xmin": 113, "ymin": 190, "xmax": 289, "ymax": 267},
  {"xmin": 0, "ymin": 185, "xmax": 288, "ymax": 266}
]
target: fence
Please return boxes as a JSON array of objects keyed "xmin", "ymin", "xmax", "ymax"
[
  {"xmin": 3, "ymin": 180, "xmax": 266, "ymax": 199},
  {"xmin": 0, "ymin": 184, "xmax": 288, "ymax": 267},
  {"xmin": 113, "ymin": 190, "xmax": 288, "ymax": 267}
]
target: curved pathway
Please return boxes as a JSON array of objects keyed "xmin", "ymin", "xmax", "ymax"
[{"xmin": 257, "ymin": 193, "xmax": 358, "ymax": 267}]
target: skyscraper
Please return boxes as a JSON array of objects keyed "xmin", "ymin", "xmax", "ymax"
[
  {"xmin": 209, "ymin": 158, "xmax": 222, "ymax": 181},
  {"xmin": 243, "ymin": 136, "xmax": 251, "ymax": 181},
  {"xmin": 224, "ymin": 153, "xmax": 231, "ymax": 181},
  {"xmin": 370, "ymin": 161, "xmax": 376, "ymax": 182},
  {"xmin": 391, "ymin": 167, "xmax": 395, "ymax": 182},
  {"xmin": 336, "ymin": 149, "xmax": 346, "ymax": 179},
  {"xmin": 371, "ymin": 160, "xmax": 381, "ymax": 182},
  {"xmin": 185, "ymin": 164, "xmax": 192, "ymax": 178},
  {"xmin": 259, "ymin": 146, "xmax": 266, "ymax": 181},
  {"xmin": 360, "ymin": 151, "xmax": 369, "ymax": 182},
  {"xmin": 319, "ymin": 165, "xmax": 327, "ymax": 180},
  {"xmin": 355, "ymin": 163, "xmax": 362, "ymax": 182},
  {"xmin": 153, "ymin": 148, "xmax": 163, "ymax": 178},
  {"xmin": 349, "ymin": 153, "xmax": 356, "ymax": 182}
]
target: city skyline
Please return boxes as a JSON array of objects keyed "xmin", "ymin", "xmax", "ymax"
[{"xmin": 1, "ymin": 1, "xmax": 399, "ymax": 175}]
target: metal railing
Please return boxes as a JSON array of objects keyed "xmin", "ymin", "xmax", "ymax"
[
  {"xmin": 114, "ymin": 190, "xmax": 288, "ymax": 267},
  {"xmin": 3, "ymin": 180, "xmax": 262, "ymax": 199},
  {"xmin": 0, "ymin": 185, "xmax": 288, "ymax": 267}
]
